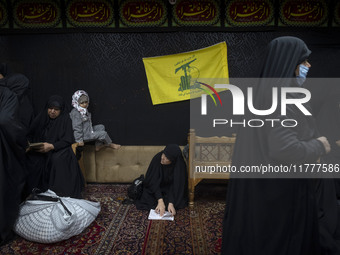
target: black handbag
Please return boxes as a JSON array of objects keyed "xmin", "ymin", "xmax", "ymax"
[{"xmin": 127, "ymin": 174, "xmax": 144, "ymax": 201}]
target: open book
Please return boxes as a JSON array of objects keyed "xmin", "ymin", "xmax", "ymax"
[
  {"xmin": 28, "ymin": 142, "xmax": 44, "ymax": 150},
  {"xmin": 148, "ymin": 209, "xmax": 174, "ymax": 221}
]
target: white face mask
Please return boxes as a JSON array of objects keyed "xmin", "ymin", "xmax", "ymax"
[{"xmin": 296, "ymin": 64, "xmax": 309, "ymax": 86}]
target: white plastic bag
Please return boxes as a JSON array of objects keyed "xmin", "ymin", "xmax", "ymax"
[{"xmin": 14, "ymin": 190, "xmax": 101, "ymax": 243}]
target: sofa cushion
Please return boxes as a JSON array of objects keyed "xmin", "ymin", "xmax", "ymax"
[{"xmin": 83, "ymin": 145, "xmax": 168, "ymax": 183}]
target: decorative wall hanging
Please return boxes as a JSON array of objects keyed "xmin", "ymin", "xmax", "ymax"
[
  {"xmin": 119, "ymin": 0, "xmax": 167, "ymax": 27},
  {"xmin": 0, "ymin": 0, "xmax": 338, "ymax": 32},
  {"xmin": 12, "ymin": 0, "xmax": 62, "ymax": 29},
  {"xmin": 278, "ymin": 0, "xmax": 328, "ymax": 27},
  {"xmin": 333, "ymin": 1, "xmax": 340, "ymax": 27},
  {"xmin": 0, "ymin": 0, "xmax": 8, "ymax": 28},
  {"xmin": 225, "ymin": 0, "xmax": 275, "ymax": 27},
  {"xmin": 172, "ymin": 0, "xmax": 220, "ymax": 26},
  {"xmin": 66, "ymin": 0, "xmax": 114, "ymax": 28}
]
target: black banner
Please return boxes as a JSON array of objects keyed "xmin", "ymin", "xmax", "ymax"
[{"xmin": 1, "ymin": 0, "xmax": 339, "ymax": 32}]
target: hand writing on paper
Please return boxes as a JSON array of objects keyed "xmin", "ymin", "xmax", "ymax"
[{"xmin": 155, "ymin": 198, "xmax": 165, "ymax": 216}]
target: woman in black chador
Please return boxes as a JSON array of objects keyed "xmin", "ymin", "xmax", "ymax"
[
  {"xmin": 315, "ymin": 93, "xmax": 340, "ymax": 255},
  {"xmin": 0, "ymin": 63, "xmax": 34, "ymax": 130},
  {"xmin": 26, "ymin": 95, "xmax": 84, "ymax": 198},
  {"xmin": 135, "ymin": 144, "xmax": 188, "ymax": 216},
  {"xmin": 0, "ymin": 85, "xmax": 27, "ymax": 246},
  {"xmin": 221, "ymin": 37, "xmax": 330, "ymax": 255}
]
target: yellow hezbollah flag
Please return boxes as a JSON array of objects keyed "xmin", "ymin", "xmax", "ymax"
[{"xmin": 143, "ymin": 42, "xmax": 229, "ymax": 105}]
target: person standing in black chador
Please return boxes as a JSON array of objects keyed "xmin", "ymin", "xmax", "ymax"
[
  {"xmin": 135, "ymin": 144, "xmax": 188, "ymax": 216},
  {"xmin": 26, "ymin": 95, "xmax": 84, "ymax": 198},
  {"xmin": 0, "ymin": 85, "xmax": 28, "ymax": 246},
  {"xmin": 315, "ymin": 93, "xmax": 340, "ymax": 255},
  {"xmin": 222, "ymin": 37, "xmax": 330, "ymax": 255},
  {"xmin": 0, "ymin": 63, "xmax": 34, "ymax": 130}
]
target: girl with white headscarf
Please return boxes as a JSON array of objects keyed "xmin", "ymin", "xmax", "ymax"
[{"xmin": 70, "ymin": 90, "xmax": 120, "ymax": 151}]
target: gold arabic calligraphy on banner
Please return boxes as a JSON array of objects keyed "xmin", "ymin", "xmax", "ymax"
[
  {"xmin": 225, "ymin": 0, "xmax": 274, "ymax": 26},
  {"xmin": 172, "ymin": 0, "xmax": 219, "ymax": 26},
  {"xmin": 66, "ymin": 0, "xmax": 114, "ymax": 27},
  {"xmin": 279, "ymin": 0, "xmax": 328, "ymax": 27},
  {"xmin": 119, "ymin": 0, "xmax": 167, "ymax": 27},
  {"xmin": 333, "ymin": 1, "xmax": 340, "ymax": 26},
  {"xmin": 0, "ymin": 0, "xmax": 8, "ymax": 28},
  {"xmin": 13, "ymin": 0, "xmax": 61, "ymax": 28}
]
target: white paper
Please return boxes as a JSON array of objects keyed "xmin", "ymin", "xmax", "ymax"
[{"xmin": 148, "ymin": 209, "xmax": 174, "ymax": 221}]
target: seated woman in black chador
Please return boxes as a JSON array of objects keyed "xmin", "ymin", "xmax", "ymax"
[
  {"xmin": 135, "ymin": 144, "xmax": 188, "ymax": 216},
  {"xmin": 25, "ymin": 95, "xmax": 84, "ymax": 199}
]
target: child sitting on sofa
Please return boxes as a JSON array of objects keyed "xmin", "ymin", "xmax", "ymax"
[{"xmin": 70, "ymin": 90, "xmax": 120, "ymax": 151}]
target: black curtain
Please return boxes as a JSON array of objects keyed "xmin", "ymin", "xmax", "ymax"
[{"xmin": 1, "ymin": 31, "xmax": 339, "ymax": 145}]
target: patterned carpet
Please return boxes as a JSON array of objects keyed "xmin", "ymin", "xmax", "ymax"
[{"xmin": 0, "ymin": 182, "xmax": 227, "ymax": 254}]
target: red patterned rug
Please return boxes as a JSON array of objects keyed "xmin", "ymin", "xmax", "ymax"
[{"xmin": 0, "ymin": 182, "xmax": 227, "ymax": 254}]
